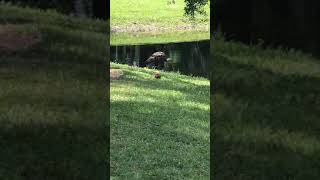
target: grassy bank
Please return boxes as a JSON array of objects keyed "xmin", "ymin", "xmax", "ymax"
[
  {"xmin": 111, "ymin": 30, "xmax": 209, "ymax": 46},
  {"xmin": 110, "ymin": 63, "xmax": 210, "ymax": 179},
  {"xmin": 0, "ymin": 3, "xmax": 107, "ymax": 179},
  {"xmin": 110, "ymin": 0, "xmax": 210, "ymax": 45},
  {"xmin": 212, "ymin": 39, "xmax": 320, "ymax": 179}
]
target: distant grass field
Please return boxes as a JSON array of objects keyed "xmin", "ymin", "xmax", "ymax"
[
  {"xmin": 110, "ymin": 0, "xmax": 210, "ymax": 45},
  {"xmin": 211, "ymin": 38, "xmax": 320, "ymax": 179},
  {"xmin": 0, "ymin": 3, "xmax": 107, "ymax": 179},
  {"xmin": 111, "ymin": 30, "xmax": 209, "ymax": 45},
  {"xmin": 110, "ymin": 63, "xmax": 210, "ymax": 179}
]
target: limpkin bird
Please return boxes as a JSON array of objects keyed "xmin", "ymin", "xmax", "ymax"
[{"xmin": 145, "ymin": 51, "xmax": 169, "ymax": 69}]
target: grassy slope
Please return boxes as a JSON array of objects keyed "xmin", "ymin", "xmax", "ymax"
[
  {"xmin": 110, "ymin": 63, "xmax": 210, "ymax": 179},
  {"xmin": 212, "ymin": 39, "xmax": 320, "ymax": 179},
  {"xmin": 110, "ymin": 0, "xmax": 210, "ymax": 45},
  {"xmin": 0, "ymin": 3, "xmax": 107, "ymax": 180}
]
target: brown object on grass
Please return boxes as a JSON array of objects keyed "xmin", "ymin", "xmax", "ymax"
[
  {"xmin": 0, "ymin": 24, "xmax": 42, "ymax": 52},
  {"xmin": 154, "ymin": 72, "xmax": 161, "ymax": 79},
  {"xmin": 145, "ymin": 51, "xmax": 168, "ymax": 69},
  {"xmin": 110, "ymin": 69, "xmax": 124, "ymax": 80}
]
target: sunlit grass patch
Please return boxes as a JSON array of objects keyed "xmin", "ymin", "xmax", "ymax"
[
  {"xmin": 110, "ymin": 63, "xmax": 210, "ymax": 178},
  {"xmin": 110, "ymin": 0, "xmax": 209, "ymax": 45},
  {"xmin": 110, "ymin": 0, "xmax": 209, "ymax": 28}
]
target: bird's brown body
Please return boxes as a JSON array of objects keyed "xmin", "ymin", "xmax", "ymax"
[{"xmin": 145, "ymin": 51, "xmax": 168, "ymax": 69}]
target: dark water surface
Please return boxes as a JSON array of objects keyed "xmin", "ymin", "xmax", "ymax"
[{"xmin": 110, "ymin": 40, "xmax": 210, "ymax": 78}]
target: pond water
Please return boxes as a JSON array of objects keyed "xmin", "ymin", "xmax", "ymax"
[{"xmin": 110, "ymin": 40, "xmax": 210, "ymax": 78}]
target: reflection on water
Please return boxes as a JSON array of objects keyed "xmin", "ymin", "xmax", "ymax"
[{"xmin": 110, "ymin": 40, "xmax": 210, "ymax": 78}]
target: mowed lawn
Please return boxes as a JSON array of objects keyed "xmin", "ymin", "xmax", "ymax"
[
  {"xmin": 0, "ymin": 62, "xmax": 106, "ymax": 179},
  {"xmin": 0, "ymin": 3, "xmax": 108, "ymax": 179},
  {"xmin": 110, "ymin": 0, "xmax": 210, "ymax": 45},
  {"xmin": 212, "ymin": 39, "xmax": 320, "ymax": 179},
  {"xmin": 110, "ymin": 63, "xmax": 210, "ymax": 179}
]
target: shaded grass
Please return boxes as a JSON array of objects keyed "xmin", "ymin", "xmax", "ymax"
[
  {"xmin": 213, "ymin": 39, "xmax": 320, "ymax": 77},
  {"xmin": 0, "ymin": 4, "xmax": 108, "ymax": 180},
  {"xmin": 110, "ymin": 63, "xmax": 210, "ymax": 179},
  {"xmin": 0, "ymin": 2, "xmax": 108, "ymax": 64},
  {"xmin": 0, "ymin": 2, "xmax": 107, "ymax": 33},
  {"xmin": 211, "ymin": 39, "xmax": 320, "ymax": 179},
  {"xmin": 0, "ymin": 63, "xmax": 107, "ymax": 180}
]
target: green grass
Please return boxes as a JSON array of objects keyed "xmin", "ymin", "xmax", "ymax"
[
  {"xmin": 110, "ymin": 63, "xmax": 210, "ymax": 179},
  {"xmin": 211, "ymin": 38, "xmax": 320, "ymax": 179},
  {"xmin": 110, "ymin": 0, "xmax": 210, "ymax": 45},
  {"xmin": 111, "ymin": 0, "xmax": 209, "ymax": 27},
  {"xmin": 111, "ymin": 30, "xmax": 209, "ymax": 46},
  {"xmin": 0, "ymin": 2, "xmax": 107, "ymax": 33},
  {"xmin": 0, "ymin": 3, "xmax": 108, "ymax": 179},
  {"xmin": 110, "ymin": 1, "xmax": 210, "ymax": 177}
]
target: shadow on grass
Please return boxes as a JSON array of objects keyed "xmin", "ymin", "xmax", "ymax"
[
  {"xmin": 212, "ymin": 129, "xmax": 320, "ymax": 179},
  {"xmin": 211, "ymin": 55, "xmax": 320, "ymax": 179},
  {"xmin": 213, "ymin": 55, "xmax": 320, "ymax": 109},
  {"xmin": 0, "ymin": 61, "xmax": 108, "ymax": 180},
  {"xmin": 111, "ymin": 98, "xmax": 209, "ymax": 178},
  {"xmin": 212, "ymin": 56, "xmax": 320, "ymax": 131},
  {"xmin": 0, "ymin": 5, "xmax": 109, "ymax": 179},
  {"xmin": 0, "ymin": 123, "xmax": 106, "ymax": 180},
  {"xmin": 115, "ymin": 69, "xmax": 209, "ymax": 100},
  {"xmin": 110, "ymin": 65, "xmax": 210, "ymax": 178}
]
